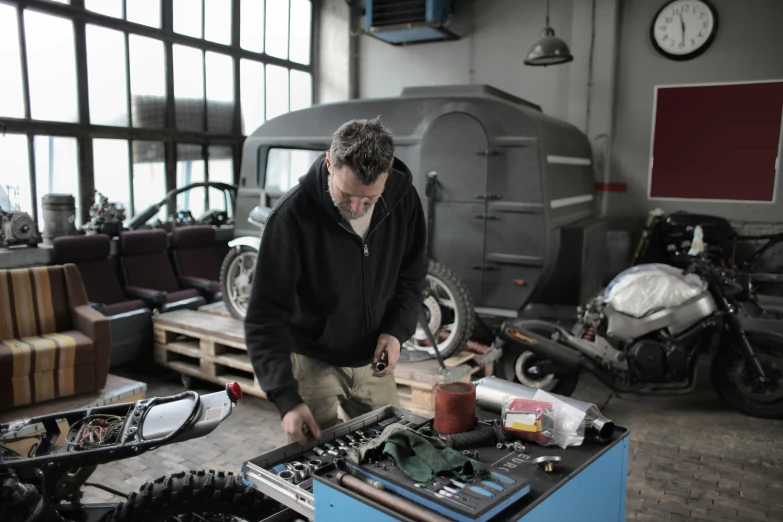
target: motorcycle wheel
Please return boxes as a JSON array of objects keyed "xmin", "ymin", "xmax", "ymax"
[
  {"xmin": 109, "ymin": 470, "xmax": 281, "ymax": 522},
  {"xmin": 496, "ymin": 344, "xmax": 580, "ymax": 396},
  {"xmin": 220, "ymin": 246, "xmax": 257, "ymax": 321},
  {"xmin": 402, "ymin": 260, "xmax": 475, "ymax": 359},
  {"xmin": 711, "ymin": 331, "xmax": 783, "ymax": 419}
]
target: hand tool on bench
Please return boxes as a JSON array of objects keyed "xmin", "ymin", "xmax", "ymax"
[{"xmin": 335, "ymin": 471, "xmax": 452, "ymax": 522}]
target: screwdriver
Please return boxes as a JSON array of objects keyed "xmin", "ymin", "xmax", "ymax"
[
  {"xmin": 441, "ymin": 486, "xmax": 471, "ymax": 502},
  {"xmin": 450, "ymin": 479, "xmax": 494, "ymax": 498},
  {"xmin": 446, "ymin": 483, "xmax": 484, "ymax": 501},
  {"xmin": 436, "ymin": 490, "xmax": 473, "ymax": 509}
]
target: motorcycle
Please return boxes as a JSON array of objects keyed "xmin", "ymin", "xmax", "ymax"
[
  {"xmin": 220, "ymin": 206, "xmax": 475, "ymax": 359},
  {"xmin": 495, "ymin": 256, "xmax": 783, "ymax": 419},
  {"xmin": 0, "ymin": 383, "xmax": 280, "ymax": 521}
]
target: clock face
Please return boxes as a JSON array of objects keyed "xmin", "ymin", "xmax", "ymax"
[{"xmin": 651, "ymin": 0, "xmax": 718, "ymax": 60}]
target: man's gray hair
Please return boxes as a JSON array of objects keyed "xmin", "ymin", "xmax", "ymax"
[{"xmin": 329, "ymin": 117, "xmax": 395, "ymax": 185}]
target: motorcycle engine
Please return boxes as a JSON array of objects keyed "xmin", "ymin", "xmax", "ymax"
[
  {"xmin": 628, "ymin": 340, "xmax": 666, "ymax": 381},
  {"xmin": 627, "ymin": 338, "xmax": 691, "ymax": 382}
]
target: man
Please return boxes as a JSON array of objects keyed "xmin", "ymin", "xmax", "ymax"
[{"xmin": 245, "ymin": 117, "xmax": 428, "ymax": 445}]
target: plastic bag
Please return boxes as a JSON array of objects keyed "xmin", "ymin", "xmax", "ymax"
[
  {"xmin": 501, "ymin": 397, "xmax": 555, "ymax": 446},
  {"xmin": 603, "ymin": 263, "xmax": 706, "ymax": 318},
  {"xmin": 532, "ymin": 390, "xmax": 588, "ymax": 449}
]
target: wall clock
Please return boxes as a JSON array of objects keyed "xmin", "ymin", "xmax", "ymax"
[{"xmin": 650, "ymin": 0, "xmax": 718, "ymax": 61}]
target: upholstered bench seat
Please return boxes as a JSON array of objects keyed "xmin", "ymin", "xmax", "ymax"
[
  {"xmin": 0, "ymin": 331, "xmax": 96, "ymax": 407},
  {"xmin": 0, "ymin": 265, "xmax": 110, "ymax": 410}
]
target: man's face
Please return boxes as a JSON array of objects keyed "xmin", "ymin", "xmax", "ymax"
[{"xmin": 326, "ymin": 152, "xmax": 387, "ymax": 220}]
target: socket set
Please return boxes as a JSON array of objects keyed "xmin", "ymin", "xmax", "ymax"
[
  {"xmin": 241, "ymin": 406, "xmax": 429, "ymax": 519},
  {"xmin": 346, "ymin": 451, "xmax": 530, "ymax": 522}
]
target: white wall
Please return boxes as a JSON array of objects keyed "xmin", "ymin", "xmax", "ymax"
[
  {"xmin": 360, "ymin": 0, "xmax": 570, "ymax": 122},
  {"xmin": 609, "ymin": 0, "xmax": 783, "ymax": 226}
]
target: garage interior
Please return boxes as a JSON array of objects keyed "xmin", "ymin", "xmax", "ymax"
[{"xmin": 0, "ymin": 0, "xmax": 782, "ymax": 521}]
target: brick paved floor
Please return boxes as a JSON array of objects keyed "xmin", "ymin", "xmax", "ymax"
[{"xmin": 78, "ymin": 364, "xmax": 783, "ymax": 521}]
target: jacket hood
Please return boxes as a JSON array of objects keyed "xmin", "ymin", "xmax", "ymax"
[{"xmin": 299, "ymin": 152, "xmax": 414, "ymax": 221}]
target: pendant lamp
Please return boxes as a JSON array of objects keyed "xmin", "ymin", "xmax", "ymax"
[{"xmin": 524, "ymin": 0, "xmax": 574, "ymax": 66}]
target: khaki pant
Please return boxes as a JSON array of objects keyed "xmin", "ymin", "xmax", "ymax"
[{"xmin": 290, "ymin": 352, "xmax": 400, "ymax": 438}]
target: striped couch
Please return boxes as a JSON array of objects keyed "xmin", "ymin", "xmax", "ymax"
[{"xmin": 0, "ymin": 264, "xmax": 111, "ymax": 409}]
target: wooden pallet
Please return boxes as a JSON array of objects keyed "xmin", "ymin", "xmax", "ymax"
[
  {"xmin": 198, "ymin": 300, "xmax": 231, "ymax": 318},
  {"xmin": 154, "ymin": 308, "xmax": 502, "ymax": 414},
  {"xmin": 153, "ymin": 309, "xmax": 266, "ymax": 398},
  {"xmin": 394, "ymin": 346, "xmax": 501, "ymax": 417}
]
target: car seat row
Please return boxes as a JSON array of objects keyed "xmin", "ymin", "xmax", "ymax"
[
  {"xmin": 50, "ymin": 225, "xmax": 224, "ymax": 366},
  {"xmin": 52, "ymin": 226, "xmax": 223, "ymax": 314}
]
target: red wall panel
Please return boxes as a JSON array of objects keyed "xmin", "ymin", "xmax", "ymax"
[{"xmin": 649, "ymin": 81, "xmax": 783, "ymax": 201}]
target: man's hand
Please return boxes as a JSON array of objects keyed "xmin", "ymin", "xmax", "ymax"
[
  {"xmin": 373, "ymin": 334, "xmax": 401, "ymax": 377},
  {"xmin": 281, "ymin": 403, "xmax": 321, "ymax": 445}
]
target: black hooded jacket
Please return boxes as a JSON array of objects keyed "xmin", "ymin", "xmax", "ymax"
[{"xmin": 244, "ymin": 153, "xmax": 428, "ymax": 417}]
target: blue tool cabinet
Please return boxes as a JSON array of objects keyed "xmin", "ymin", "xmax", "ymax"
[{"xmin": 313, "ymin": 430, "xmax": 629, "ymax": 522}]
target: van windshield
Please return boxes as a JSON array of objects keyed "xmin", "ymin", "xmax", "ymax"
[{"xmin": 264, "ymin": 148, "xmax": 323, "ymax": 192}]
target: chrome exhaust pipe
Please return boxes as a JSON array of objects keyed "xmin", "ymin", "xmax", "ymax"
[{"xmin": 472, "ymin": 376, "xmax": 614, "ymax": 441}]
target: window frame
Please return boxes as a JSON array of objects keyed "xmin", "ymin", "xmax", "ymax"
[{"xmin": 0, "ymin": 0, "xmax": 317, "ymax": 225}]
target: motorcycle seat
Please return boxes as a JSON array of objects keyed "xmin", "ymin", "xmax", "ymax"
[{"xmin": 249, "ymin": 206, "xmax": 272, "ymax": 226}]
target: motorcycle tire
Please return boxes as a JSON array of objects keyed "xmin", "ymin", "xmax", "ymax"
[
  {"xmin": 403, "ymin": 260, "xmax": 475, "ymax": 359},
  {"xmin": 711, "ymin": 331, "xmax": 783, "ymax": 419},
  {"xmin": 496, "ymin": 343, "xmax": 580, "ymax": 397},
  {"xmin": 109, "ymin": 470, "xmax": 281, "ymax": 522},
  {"xmin": 220, "ymin": 246, "xmax": 258, "ymax": 321}
]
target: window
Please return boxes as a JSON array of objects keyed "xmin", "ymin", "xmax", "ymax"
[
  {"xmin": 289, "ymin": 0, "xmax": 311, "ymax": 65},
  {"xmin": 290, "ymin": 70, "xmax": 312, "ymax": 112},
  {"xmin": 206, "ymin": 52, "xmax": 234, "ymax": 133},
  {"xmin": 0, "ymin": 5, "xmax": 25, "ymax": 118},
  {"xmin": 241, "ymin": 0, "xmax": 264, "ymax": 52},
  {"xmin": 0, "ymin": 135, "xmax": 32, "ymax": 216},
  {"xmin": 7, "ymin": 0, "xmax": 313, "ymax": 227},
  {"xmin": 266, "ymin": 64, "xmax": 289, "ymax": 120},
  {"xmin": 173, "ymin": 44, "xmax": 205, "ymax": 131},
  {"xmin": 93, "ymin": 139, "xmax": 131, "ymax": 220},
  {"xmin": 34, "ymin": 136, "xmax": 80, "ymax": 226},
  {"xmin": 87, "ymin": 25, "xmax": 129, "ymax": 126},
  {"xmin": 132, "ymin": 141, "xmax": 166, "ymax": 221},
  {"xmin": 127, "ymin": 0, "xmax": 161, "ymax": 28},
  {"xmin": 205, "ymin": 0, "xmax": 231, "ymax": 45},
  {"xmin": 208, "ymin": 145, "xmax": 234, "ymax": 212},
  {"xmin": 130, "ymin": 35, "xmax": 166, "ymax": 128},
  {"xmin": 265, "ymin": 0, "xmax": 289, "ymax": 59},
  {"xmin": 264, "ymin": 148, "xmax": 322, "ymax": 192},
  {"xmin": 240, "ymin": 59, "xmax": 264, "ymax": 134},
  {"xmin": 177, "ymin": 144, "xmax": 206, "ymax": 218},
  {"xmin": 24, "ymin": 11, "xmax": 78, "ymax": 122},
  {"xmin": 174, "ymin": 0, "xmax": 203, "ymax": 38},
  {"xmin": 85, "ymin": 0, "xmax": 123, "ymax": 18}
]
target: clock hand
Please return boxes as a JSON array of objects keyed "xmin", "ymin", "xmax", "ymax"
[{"xmin": 680, "ymin": 13, "xmax": 685, "ymax": 44}]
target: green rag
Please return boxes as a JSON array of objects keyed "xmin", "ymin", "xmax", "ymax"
[{"xmin": 346, "ymin": 423, "xmax": 489, "ymax": 484}]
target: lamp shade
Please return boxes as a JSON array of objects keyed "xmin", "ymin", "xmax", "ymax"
[{"xmin": 524, "ymin": 27, "xmax": 573, "ymax": 66}]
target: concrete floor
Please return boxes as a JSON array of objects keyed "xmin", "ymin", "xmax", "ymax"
[{"xmin": 78, "ymin": 362, "xmax": 783, "ymax": 521}]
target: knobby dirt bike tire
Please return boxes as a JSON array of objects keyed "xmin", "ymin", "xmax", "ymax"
[{"xmin": 109, "ymin": 470, "xmax": 281, "ymax": 522}]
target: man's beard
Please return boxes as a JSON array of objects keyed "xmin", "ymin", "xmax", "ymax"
[{"xmin": 328, "ymin": 178, "xmax": 372, "ymax": 220}]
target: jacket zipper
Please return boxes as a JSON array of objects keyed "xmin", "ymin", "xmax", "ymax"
[
  {"xmin": 338, "ymin": 200, "xmax": 391, "ymax": 337},
  {"xmin": 339, "ymin": 223, "xmax": 372, "ymax": 335}
]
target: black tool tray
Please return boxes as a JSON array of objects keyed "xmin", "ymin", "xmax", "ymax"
[
  {"xmin": 241, "ymin": 406, "xmax": 430, "ymax": 519},
  {"xmin": 342, "ymin": 451, "xmax": 530, "ymax": 522}
]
